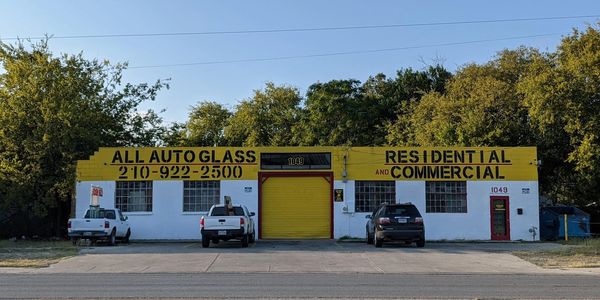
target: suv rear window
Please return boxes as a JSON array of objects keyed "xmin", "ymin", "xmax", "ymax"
[
  {"xmin": 210, "ymin": 207, "xmax": 245, "ymax": 216},
  {"xmin": 384, "ymin": 205, "xmax": 421, "ymax": 217}
]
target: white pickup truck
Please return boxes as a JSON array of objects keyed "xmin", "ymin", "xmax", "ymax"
[
  {"xmin": 200, "ymin": 204, "xmax": 255, "ymax": 248},
  {"xmin": 68, "ymin": 207, "xmax": 131, "ymax": 246}
]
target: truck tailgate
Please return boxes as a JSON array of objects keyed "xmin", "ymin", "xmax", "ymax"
[
  {"xmin": 70, "ymin": 219, "xmax": 106, "ymax": 232},
  {"xmin": 204, "ymin": 216, "xmax": 242, "ymax": 230}
]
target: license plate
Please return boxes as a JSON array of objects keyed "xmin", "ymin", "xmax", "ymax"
[
  {"xmin": 397, "ymin": 218, "xmax": 408, "ymax": 223},
  {"xmin": 218, "ymin": 230, "xmax": 227, "ymax": 236},
  {"xmin": 83, "ymin": 232, "xmax": 92, "ymax": 236}
]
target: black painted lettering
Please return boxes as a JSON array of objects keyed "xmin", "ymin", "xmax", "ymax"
[
  {"xmin": 112, "ymin": 151, "xmax": 123, "ymax": 164},
  {"xmin": 199, "ymin": 150, "xmax": 210, "ymax": 163},
  {"xmin": 466, "ymin": 150, "xmax": 475, "ymax": 163},
  {"xmin": 223, "ymin": 150, "xmax": 233, "ymax": 163},
  {"xmin": 452, "ymin": 166, "xmax": 461, "ymax": 178},
  {"xmin": 443, "ymin": 150, "xmax": 453, "ymax": 163},
  {"xmin": 234, "ymin": 150, "xmax": 245, "ymax": 163},
  {"xmin": 211, "ymin": 150, "xmax": 220, "ymax": 163},
  {"xmin": 390, "ymin": 166, "xmax": 401, "ymax": 178},
  {"xmin": 385, "ymin": 150, "xmax": 396, "ymax": 164},
  {"xmin": 402, "ymin": 166, "xmax": 414, "ymax": 178},
  {"xmin": 483, "ymin": 166, "xmax": 494, "ymax": 179},
  {"xmin": 173, "ymin": 150, "xmax": 183, "ymax": 163},
  {"xmin": 463, "ymin": 166, "xmax": 474, "ymax": 179},
  {"xmin": 496, "ymin": 166, "xmax": 505, "ymax": 179},
  {"xmin": 184, "ymin": 150, "xmax": 195, "ymax": 163},
  {"xmin": 149, "ymin": 150, "xmax": 159, "ymax": 163},
  {"xmin": 489, "ymin": 150, "xmax": 499, "ymax": 163},
  {"xmin": 409, "ymin": 150, "xmax": 419, "ymax": 163},
  {"xmin": 432, "ymin": 150, "xmax": 442, "ymax": 163},
  {"xmin": 246, "ymin": 150, "xmax": 256, "ymax": 163},
  {"xmin": 399, "ymin": 150, "xmax": 408, "ymax": 163},
  {"xmin": 161, "ymin": 150, "xmax": 172, "ymax": 163}
]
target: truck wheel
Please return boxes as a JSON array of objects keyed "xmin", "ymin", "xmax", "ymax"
[
  {"xmin": 201, "ymin": 235, "xmax": 210, "ymax": 248},
  {"xmin": 123, "ymin": 229, "xmax": 131, "ymax": 244},
  {"xmin": 416, "ymin": 238, "xmax": 425, "ymax": 248},
  {"xmin": 374, "ymin": 230, "xmax": 383, "ymax": 248},
  {"xmin": 249, "ymin": 232, "xmax": 255, "ymax": 244},
  {"xmin": 108, "ymin": 230, "xmax": 116, "ymax": 246},
  {"xmin": 241, "ymin": 234, "xmax": 249, "ymax": 248}
]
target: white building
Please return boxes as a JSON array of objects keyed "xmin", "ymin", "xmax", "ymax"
[{"xmin": 75, "ymin": 147, "xmax": 540, "ymax": 241}]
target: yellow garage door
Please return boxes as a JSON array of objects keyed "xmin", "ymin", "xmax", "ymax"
[{"xmin": 261, "ymin": 176, "xmax": 331, "ymax": 239}]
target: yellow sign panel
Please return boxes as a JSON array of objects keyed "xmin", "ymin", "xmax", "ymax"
[
  {"xmin": 345, "ymin": 147, "xmax": 538, "ymax": 181},
  {"xmin": 77, "ymin": 146, "xmax": 537, "ymax": 181}
]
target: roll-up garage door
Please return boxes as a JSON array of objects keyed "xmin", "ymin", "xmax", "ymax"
[{"xmin": 261, "ymin": 175, "xmax": 331, "ymax": 239}]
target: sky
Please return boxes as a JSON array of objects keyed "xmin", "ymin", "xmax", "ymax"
[{"xmin": 1, "ymin": 0, "xmax": 599, "ymax": 124}]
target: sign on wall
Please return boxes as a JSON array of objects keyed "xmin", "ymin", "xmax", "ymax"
[{"xmin": 77, "ymin": 147, "xmax": 537, "ymax": 181}]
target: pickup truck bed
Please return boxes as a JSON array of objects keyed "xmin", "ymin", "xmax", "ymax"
[{"xmin": 201, "ymin": 205, "xmax": 255, "ymax": 248}]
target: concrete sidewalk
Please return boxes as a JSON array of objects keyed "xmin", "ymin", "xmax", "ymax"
[{"xmin": 1, "ymin": 240, "xmax": 598, "ymax": 275}]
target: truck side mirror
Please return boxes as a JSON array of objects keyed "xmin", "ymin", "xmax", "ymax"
[
  {"xmin": 250, "ymin": 212, "xmax": 256, "ymax": 217},
  {"xmin": 365, "ymin": 215, "xmax": 372, "ymax": 219},
  {"xmin": 125, "ymin": 216, "xmax": 128, "ymax": 221}
]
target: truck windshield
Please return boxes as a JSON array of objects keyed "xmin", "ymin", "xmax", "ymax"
[
  {"xmin": 210, "ymin": 207, "xmax": 245, "ymax": 216},
  {"xmin": 84, "ymin": 209, "xmax": 116, "ymax": 220}
]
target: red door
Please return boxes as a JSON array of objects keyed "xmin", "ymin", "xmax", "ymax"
[{"xmin": 490, "ymin": 196, "xmax": 510, "ymax": 240}]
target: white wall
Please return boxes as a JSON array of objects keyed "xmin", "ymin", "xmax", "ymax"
[
  {"xmin": 331, "ymin": 180, "xmax": 539, "ymax": 241},
  {"xmin": 76, "ymin": 179, "xmax": 539, "ymax": 241}
]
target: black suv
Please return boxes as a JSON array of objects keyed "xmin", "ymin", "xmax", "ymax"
[{"xmin": 366, "ymin": 203, "xmax": 425, "ymax": 248}]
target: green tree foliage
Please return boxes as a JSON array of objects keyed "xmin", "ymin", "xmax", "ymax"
[
  {"xmin": 391, "ymin": 48, "xmax": 538, "ymax": 147},
  {"xmin": 298, "ymin": 79, "xmax": 364, "ymax": 146},
  {"xmin": 183, "ymin": 101, "xmax": 231, "ymax": 146},
  {"xmin": 0, "ymin": 40, "xmax": 168, "ymax": 236},
  {"xmin": 224, "ymin": 82, "xmax": 302, "ymax": 146},
  {"xmin": 298, "ymin": 66, "xmax": 452, "ymax": 146},
  {"xmin": 519, "ymin": 26, "xmax": 600, "ymax": 205}
]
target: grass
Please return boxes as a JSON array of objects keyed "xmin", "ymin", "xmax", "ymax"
[
  {"xmin": 514, "ymin": 238, "xmax": 600, "ymax": 269},
  {"xmin": 0, "ymin": 240, "xmax": 78, "ymax": 268}
]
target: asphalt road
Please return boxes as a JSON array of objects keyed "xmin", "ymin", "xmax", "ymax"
[{"xmin": 2, "ymin": 273, "xmax": 600, "ymax": 299}]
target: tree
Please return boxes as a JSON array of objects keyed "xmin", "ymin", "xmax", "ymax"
[
  {"xmin": 298, "ymin": 79, "xmax": 364, "ymax": 146},
  {"xmin": 0, "ymin": 40, "xmax": 168, "ymax": 237},
  {"xmin": 224, "ymin": 82, "xmax": 302, "ymax": 146},
  {"xmin": 184, "ymin": 101, "xmax": 231, "ymax": 146},
  {"xmin": 389, "ymin": 48, "xmax": 538, "ymax": 147},
  {"xmin": 519, "ymin": 25, "xmax": 600, "ymax": 206}
]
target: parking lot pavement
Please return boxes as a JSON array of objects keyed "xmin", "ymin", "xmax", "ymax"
[{"xmin": 1, "ymin": 240, "xmax": 597, "ymax": 275}]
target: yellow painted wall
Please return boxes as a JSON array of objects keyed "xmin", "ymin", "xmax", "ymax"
[{"xmin": 77, "ymin": 146, "xmax": 537, "ymax": 181}]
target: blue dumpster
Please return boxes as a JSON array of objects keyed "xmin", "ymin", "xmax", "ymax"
[{"xmin": 540, "ymin": 206, "xmax": 591, "ymax": 240}]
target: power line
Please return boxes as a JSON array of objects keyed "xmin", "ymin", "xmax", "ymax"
[
  {"xmin": 1, "ymin": 14, "xmax": 598, "ymax": 41},
  {"xmin": 127, "ymin": 33, "xmax": 562, "ymax": 69}
]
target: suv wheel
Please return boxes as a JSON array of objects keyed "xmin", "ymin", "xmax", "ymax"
[
  {"xmin": 374, "ymin": 230, "xmax": 383, "ymax": 248},
  {"xmin": 366, "ymin": 229, "xmax": 373, "ymax": 244}
]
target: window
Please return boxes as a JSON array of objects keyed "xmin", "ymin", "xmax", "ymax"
[
  {"xmin": 426, "ymin": 181, "xmax": 467, "ymax": 213},
  {"xmin": 183, "ymin": 181, "xmax": 220, "ymax": 212},
  {"xmin": 115, "ymin": 181, "xmax": 153, "ymax": 212},
  {"xmin": 210, "ymin": 206, "xmax": 245, "ymax": 216},
  {"xmin": 355, "ymin": 181, "xmax": 395, "ymax": 212}
]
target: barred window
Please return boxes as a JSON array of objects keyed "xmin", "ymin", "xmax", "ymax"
[
  {"xmin": 426, "ymin": 181, "xmax": 467, "ymax": 213},
  {"xmin": 115, "ymin": 181, "xmax": 153, "ymax": 212},
  {"xmin": 183, "ymin": 181, "xmax": 220, "ymax": 212},
  {"xmin": 355, "ymin": 181, "xmax": 395, "ymax": 212}
]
